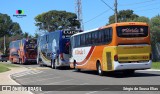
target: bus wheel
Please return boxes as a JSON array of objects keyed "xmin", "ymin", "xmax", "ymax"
[
  {"xmin": 74, "ymin": 61, "xmax": 81, "ymax": 72},
  {"xmin": 51, "ymin": 60, "xmax": 55, "ymax": 69},
  {"xmin": 38, "ymin": 58, "xmax": 43, "ymax": 67},
  {"xmin": 97, "ymin": 63, "xmax": 104, "ymax": 76},
  {"xmin": 19, "ymin": 59, "xmax": 22, "ymax": 64}
]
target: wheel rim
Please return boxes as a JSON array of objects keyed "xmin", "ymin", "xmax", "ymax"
[{"xmin": 98, "ymin": 65, "xmax": 102, "ymax": 74}]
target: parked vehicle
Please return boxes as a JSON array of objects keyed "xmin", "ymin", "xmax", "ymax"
[
  {"xmin": 70, "ymin": 22, "xmax": 152, "ymax": 76},
  {"xmin": 37, "ymin": 29, "xmax": 81, "ymax": 69},
  {"xmin": 0, "ymin": 55, "xmax": 8, "ymax": 62}
]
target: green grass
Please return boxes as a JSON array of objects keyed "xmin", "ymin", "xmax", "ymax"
[
  {"xmin": 0, "ymin": 63, "xmax": 19, "ymax": 73},
  {"xmin": 152, "ymin": 62, "xmax": 160, "ymax": 69}
]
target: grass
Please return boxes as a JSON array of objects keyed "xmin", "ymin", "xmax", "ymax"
[
  {"xmin": 152, "ymin": 62, "xmax": 160, "ymax": 69},
  {"xmin": 0, "ymin": 63, "xmax": 19, "ymax": 73}
]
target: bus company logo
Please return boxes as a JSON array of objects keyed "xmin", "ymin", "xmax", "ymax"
[{"xmin": 13, "ymin": 10, "xmax": 27, "ymax": 18}]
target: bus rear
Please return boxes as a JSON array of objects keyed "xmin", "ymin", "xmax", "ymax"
[
  {"xmin": 24, "ymin": 39, "xmax": 37, "ymax": 63},
  {"xmin": 57, "ymin": 30, "xmax": 81, "ymax": 68},
  {"xmin": 113, "ymin": 22, "xmax": 152, "ymax": 71}
]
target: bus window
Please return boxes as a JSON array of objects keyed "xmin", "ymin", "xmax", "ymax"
[
  {"xmin": 117, "ymin": 26, "xmax": 148, "ymax": 38},
  {"xmin": 80, "ymin": 34, "xmax": 85, "ymax": 46},
  {"xmin": 85, "ymin": 33, "xmax": 89, "ymax": 45},
  {"xmin": 63, "ymin": 39, "xmax": 70, "ymax": 54}
]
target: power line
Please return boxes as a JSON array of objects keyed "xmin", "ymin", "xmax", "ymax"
[
  {"xmin": 100, "ymin": 0, "xmax": 117, "ymax": 23},
  {"xmin": 100, "ymin": 0, "xmax": 114, "ymax": 11},
  {"xmin": 84, "ymin": 9, "xmax": 110, "ymax": 24},
  {"xmin": 132, "ymin": 2, "xmax": 159, "ymax": 9},
  {"xmin": 135, "ymin": 7, "xmax": 160, "ymax": 12},
  {"xmin": 119, "ymin": 0, "xmax": 156, "ymax": 6}
]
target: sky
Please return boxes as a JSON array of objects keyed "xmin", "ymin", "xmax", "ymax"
[{"xmin": 0, "ymin": 0, "xmax": 160, "ymax": 36}]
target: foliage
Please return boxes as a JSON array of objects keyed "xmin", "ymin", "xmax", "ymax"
[
  {"xmin": 152, "ymin": 62, "xmax": 160, "ymax": 69},
  {"xmin": 109, "ymin": 9, "xmax": 138, "ymax": 24},
  {"xmin": 35, "ymin": 10, "xmax": 80, "ymax": 32},
  {"xmin": 0, "ymin": 13, "xmax": 22, "ymax": 37},
  {"xmin": 150, "ymin": 15, "xmax": 160, "ymax": 61}
]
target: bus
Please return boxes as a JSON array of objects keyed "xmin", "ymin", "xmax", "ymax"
[
  {"xmin": 70, "ymin": 22, "xmax": 152, "ymax": 76},
  {"xmin": 37, "ymin": 29, "xmax": 81, "ymax": 69},
  {"xmin": 19, "ymin": 38, "xmax": 37, "ymax": 64},
  {"xmin": 9, "ymin": 40, "xmax": 21, "ymax": 63}
]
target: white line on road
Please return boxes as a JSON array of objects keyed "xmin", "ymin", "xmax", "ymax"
[
  {"xmin": 12, "ymin": 70, "xmax": 42, "ymax": 78},
  {"xmin": 16, "ymin": 73, "xmax": 57, "ymax": 80},
  {"xmin": 22, "ymin": 77, "xmax": 60, "ymax": 84}
]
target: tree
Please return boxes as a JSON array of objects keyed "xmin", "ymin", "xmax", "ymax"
[
  {"xmin": 23, "ymin": 32, "xmax": 29, "ymax": 38},
  {"xmin": 34, "ymin": 33, "xmax": 39, "ymax": 38},
  {"xmin": 127, "ymin": 16, "xmax": 150, "ymax": 23},
  {"xmin": 109, "ymin": 9, "xmax": 138, "ymax": 24},
  {"xmin": 0, "ymin": 13, "xmax": 22, "ymax": 37},
  {"xmin": 35, "ymin": 10, "xmax": 80, "ymax": 32},
  {"xmin": 150, "ymin": 15, "xmax": 160, "ymax": 61},
  {"xmin": 0, "ymin": 13, "xmax": 23, "ymax": 54}
]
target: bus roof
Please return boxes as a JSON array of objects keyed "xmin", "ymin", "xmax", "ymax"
[{"xmin": 71, "ymin": 22, "xmax": 149, "ymax": 37}]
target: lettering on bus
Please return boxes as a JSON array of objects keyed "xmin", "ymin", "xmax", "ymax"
[
  {"xmin": 75, "ymin": 49, "xmax": 85, "ymax": 55},
  {"xmin": 63, "ymin": 30, "xmax": 79, "ymax": 35},
  {"xmin": 117, "ymin": 26, "xmax": 148, "ymax": 37},
  {"xmin": 62, "ymin": 30, "xmax": 80, "ymax": 38}
]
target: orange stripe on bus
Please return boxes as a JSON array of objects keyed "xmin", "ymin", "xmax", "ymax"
[{"xmin": 77, "ymin": 46, "xmax": 95, "ymax": 65}]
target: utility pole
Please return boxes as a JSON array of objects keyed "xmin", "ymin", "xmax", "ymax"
[
  {"xmin": 4, "ymin": 35, "xmax": 6, "ymax": 54},
  {"xmin": 75, "ymin": 0, "xmax": 84, "ymax": 30},
  {"xmin": 114, "ymin": 0, "xmax": 118, "ymax": 23}
]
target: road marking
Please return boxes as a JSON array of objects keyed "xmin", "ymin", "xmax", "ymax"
[
  {"xmin": 16, "ymin": 73, "xmax": 57, "ymax": 80},
  {"xmin": 47, "ymin": 79, "xmax": 74, "ymax": 85},
  {"xmin": 22, "ymin": 77, "xmax": 60, "ymax": 84},
  {"xmin": 138, "ymin": 69, "xmax": 160, "ymax": 71},
  {"xmin": 29, "ymin": 67, "xmax": 51, "ymax": 70},
  {"xmin": 12, "ymin": 70, "xmax": 42, "ymax": 78}
]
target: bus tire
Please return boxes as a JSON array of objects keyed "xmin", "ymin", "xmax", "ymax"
[
  {"xmin": 38, "ymin": 58, "xmax": 43, "ymax": 67},
  {"xmin": 74, "ymin": 61, "xmax": 81, "ymax": 72},
  {"xmin": 19, "ymin": 59, "xmax": 22, "ymax": 64},
  {"xmin": 51, "ymin": 59, "xmax": 55, "ymax": 69},
  {"xmin": 97, "ymin": 62, "xmax": 104, "ymax": 76}
]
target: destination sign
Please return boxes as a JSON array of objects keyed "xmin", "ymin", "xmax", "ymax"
[
  {"xmin": 117, "ymin": 26, "xmax": 148, "ymax": 38},
  {"xmin": 62, "ymin": 30, "xmax": 81, "ymax": 38}
]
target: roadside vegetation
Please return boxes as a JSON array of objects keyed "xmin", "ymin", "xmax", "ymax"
[
  {"xmin": 0, "ymin": 63, "xmax": 19, "ymax": 73},
  {"xmin": 152, "ymin": 62, "xmax": 160, "ymax": 69}
]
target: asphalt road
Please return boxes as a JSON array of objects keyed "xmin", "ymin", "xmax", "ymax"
[{"xmin": 8, "ymin": 63, "xmax": 160, "ymax": 94}]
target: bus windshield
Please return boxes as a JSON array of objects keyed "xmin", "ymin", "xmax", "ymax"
[
  {"xmin": 117, "ymin": 26, "xmax": 148, "ymax": 38},
  {"xmin": 25, "ymin": 39, "xmax": 37, "ymax": 49}
]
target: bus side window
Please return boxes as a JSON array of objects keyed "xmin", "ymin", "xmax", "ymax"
[
  {"xmin": 109, "ymin": 28, "xmax": 112, "ymax": 41},
  {"xmin": 91, "ymin": 32, "xmax": 95, "ymax": 44},
  {"xmin": 98, "ymin": 30, "xmax": 102, "ymax": 43},
  {"xmin": 76, "ymin": 35, "xmax": 80, "ymax": 47},
  {"xmin": 101, "ymin": 30, "xmax": 105, "ymax": 43},
  {"xmin": 88, "ymin": 33, "xmax": 92, "ymax": 45},
  {"xmin": 85, "ymin": 33, "xmax": 89, "ymax": 45}
]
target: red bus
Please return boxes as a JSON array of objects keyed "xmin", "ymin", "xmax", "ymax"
[
  {"xmin": 9, "ymin": 40, "xmax": 21, "ymax": 63},
  {"xmin": 19, "ymin": 38, "xmax": 37, "ymax": 64},
  {"xmin": 9, "ymin": 38, "xmax": 37, "ymax": 64}
]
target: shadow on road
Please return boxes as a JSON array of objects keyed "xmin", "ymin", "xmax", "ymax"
[{"xmin": 73, "ymin": 70, "xmax": 160, "ymax": 78}]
